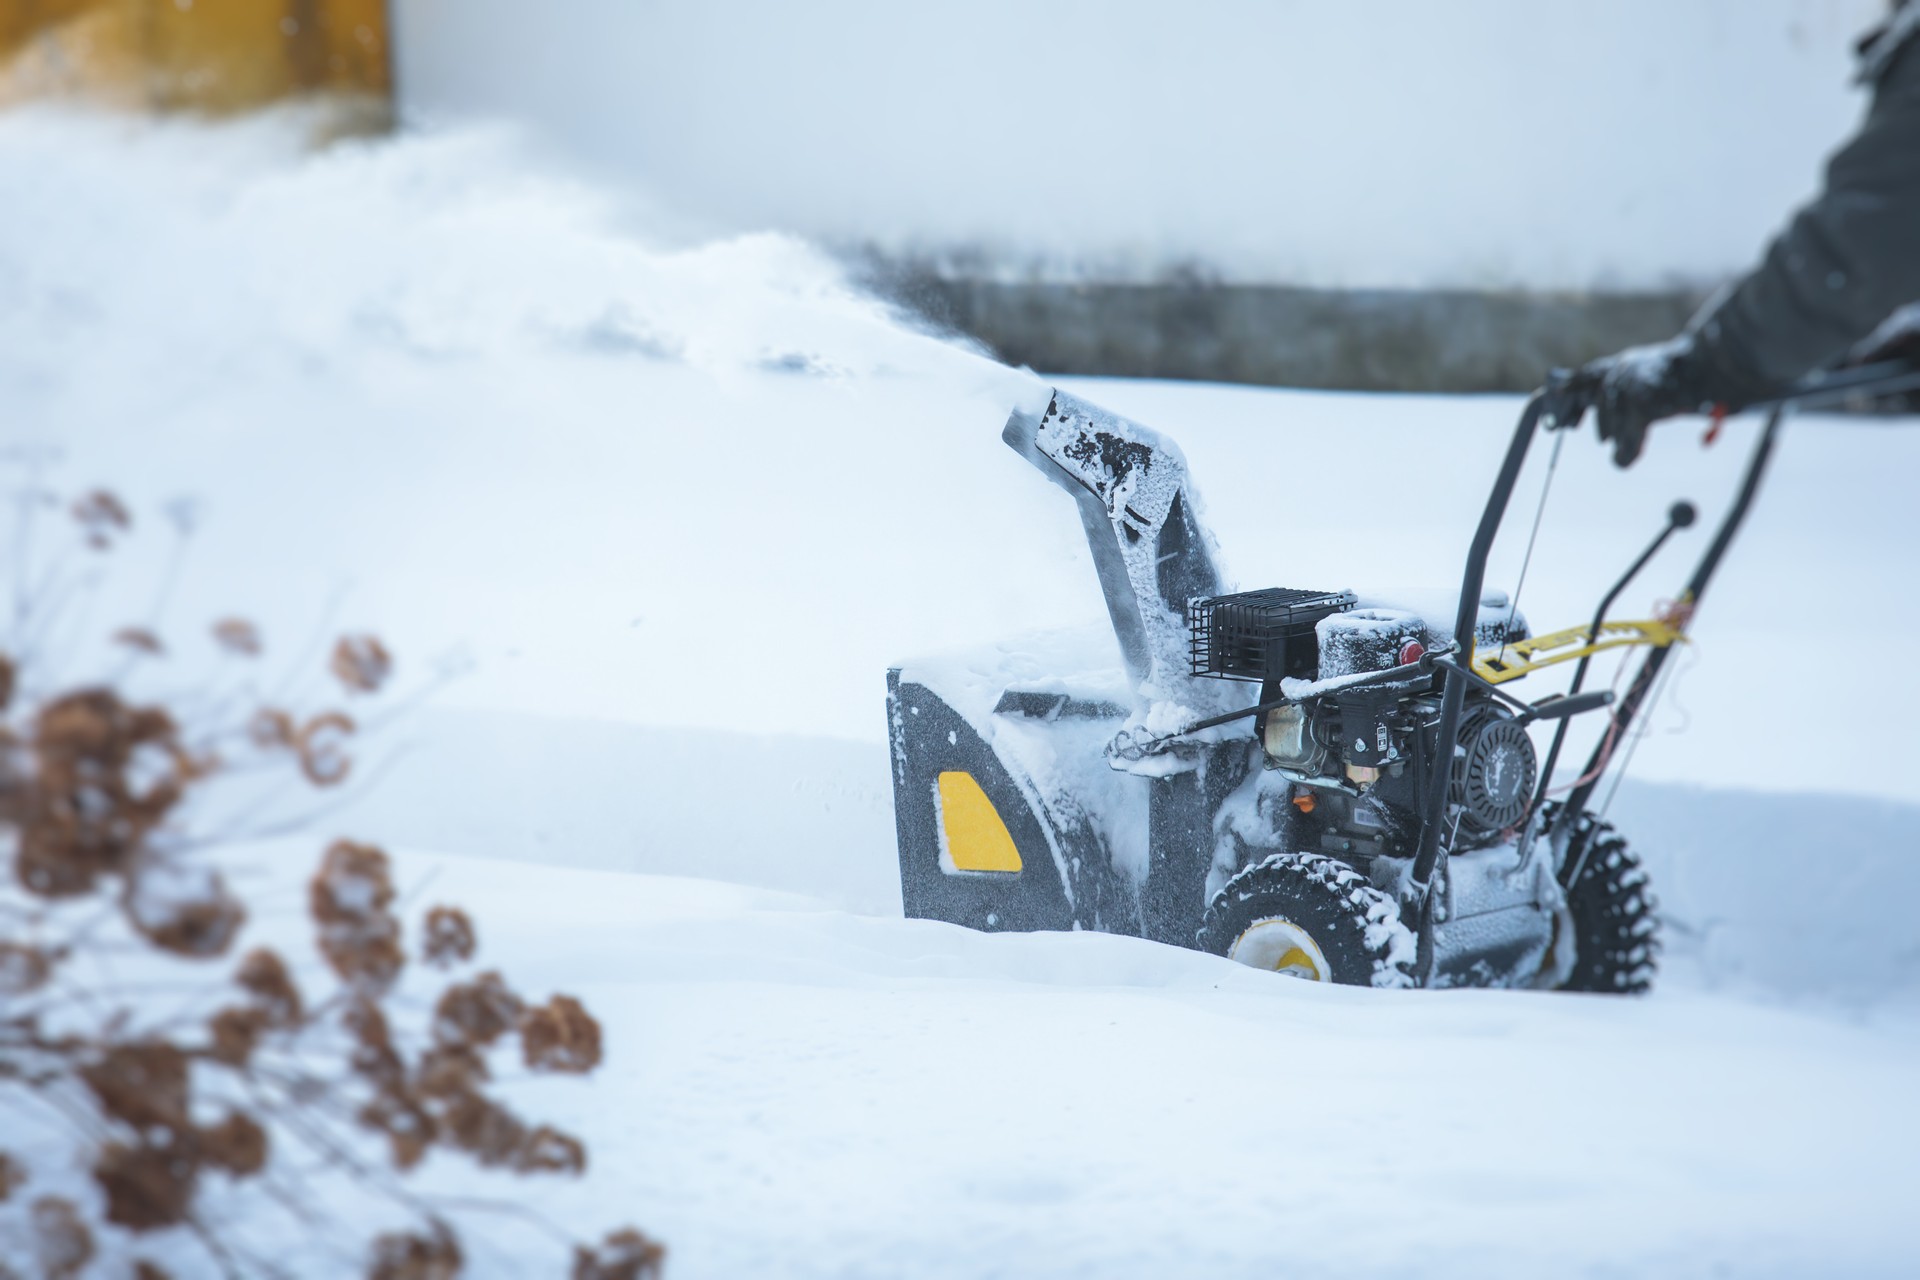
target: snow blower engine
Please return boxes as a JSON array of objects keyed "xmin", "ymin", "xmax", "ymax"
[{"xmin": 886, "ymin": 363, "xmax": 1920, "ymax": 991}]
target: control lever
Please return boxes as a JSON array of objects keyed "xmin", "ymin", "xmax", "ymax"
[{"xmin": 1519, "ymin": 689, "xmax": 1615, "ymax": 725}]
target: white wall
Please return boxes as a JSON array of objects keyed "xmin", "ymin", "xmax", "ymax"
[{"xmin": 393, "ymin": 0, "xmax": 1886, "ymax": 291}]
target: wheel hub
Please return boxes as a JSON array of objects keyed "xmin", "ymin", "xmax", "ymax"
[{"xmin": 1227, "ymin": 917, "xmax": 1332, "ymax": 981}]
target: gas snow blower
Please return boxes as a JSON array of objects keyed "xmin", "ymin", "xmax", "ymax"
[{"xmin": 886, "ymin": 363, "xmax": 1920, "ymax": 991}]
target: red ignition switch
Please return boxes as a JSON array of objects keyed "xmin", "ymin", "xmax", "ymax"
[{"xmin": 1398, "ymin": 639, "xmax": 1426, "ymax": 666}]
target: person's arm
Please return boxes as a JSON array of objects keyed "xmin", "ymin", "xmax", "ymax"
[
  {"xmin": 1569, "ymin": 34, "xmax": 1920, "ymax": 465},
  {"xmin": 1698, "ymin": 37, "xmax": 1920, "ymax": 386}
]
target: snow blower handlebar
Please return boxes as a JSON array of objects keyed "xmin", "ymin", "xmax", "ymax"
[
  {"xmin": 1741, "ymin": 358, "xmax": 1920, "ymax": 414},
  {"xmin": 1552, "ymin": 356, "xmax": 1920, "ymax": 826},
  {"xmin": 1407, "ymin": 359, "xmax": 1920, "ymax": 980},
  {"xmin": 1406, "ymin": 389, "xmax": 1557, "ymax": 926},
  {"xmin": 1558, "ymin": 409, "xmax": 1783, "ymax": 824},
  {"xmin": 1531, "ymin": 501, "xmax": 1697, "ymax": 822}
]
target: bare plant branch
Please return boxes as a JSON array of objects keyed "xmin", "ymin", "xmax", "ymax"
[{"xmin": 0, "ymin": 485, "xmax": 656, "ymax": 1276}]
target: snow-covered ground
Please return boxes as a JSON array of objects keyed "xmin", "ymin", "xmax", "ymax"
[
  {"xmin": 285, "ymin": 839, "xmax": 1920, "ymax": 1278},
  {"xmin": 5, "ymin": 112, "xmax": 1920, "ymax": 1275}
]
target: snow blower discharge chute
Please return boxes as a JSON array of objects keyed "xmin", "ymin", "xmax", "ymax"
[{"xmin": 886, "ymin": 363, "xmax": 1920, "ymax": 991}]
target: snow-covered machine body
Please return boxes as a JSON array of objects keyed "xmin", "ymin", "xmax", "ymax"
[
  {"xmin": 888, "ymin": 367, "xmax": 1917, "ymax": 990},
  {"xmin": 889, "ymin": 392, "xmax": 1581, "ymax": 989}
]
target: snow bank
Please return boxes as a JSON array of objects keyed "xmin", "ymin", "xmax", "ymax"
[
  {"xmin": 338, "ymin": 709, "xmax": 1920, "ymax": 1012},
  {"xmin": 1612, "ymin": 781, "xmax": 1920, "ymax": 1012}
]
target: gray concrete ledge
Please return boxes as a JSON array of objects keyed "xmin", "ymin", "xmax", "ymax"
[{"xmin": 863, "ymin": 266, "xmax": 1708, "ymax": 393}]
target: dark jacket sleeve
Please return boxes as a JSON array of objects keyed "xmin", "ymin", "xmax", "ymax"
[{"xmin": 1690, "ymin": 38, "xmax": 1920, "ymax": 392}]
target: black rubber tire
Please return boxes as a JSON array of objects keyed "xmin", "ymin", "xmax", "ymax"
[
  {"xmin": 1557, "ymin": 816, "xmax": 1660, "ymax": 995},
  {"xmin": 1198, "ymin": 852, "xmax": 1414, "ymax": 989}
]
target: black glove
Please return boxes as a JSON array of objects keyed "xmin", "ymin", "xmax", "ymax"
[
  {"xmin": 1840, "ymin": 314, "xmax": 1920, "ymax": 414},
  {"xmin": 1558, "ymin": 338, "xmax": 1742, "ymax": 468}
]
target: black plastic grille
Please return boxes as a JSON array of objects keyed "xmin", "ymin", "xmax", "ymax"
[{"xmin": 1188, "ymin": 588, "xmax": 1357, "ymax": 682}]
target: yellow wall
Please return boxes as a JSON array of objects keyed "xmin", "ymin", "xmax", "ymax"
[{"xmin": 1, "ymin": 0, "xmax": 390, "ymax": 115}]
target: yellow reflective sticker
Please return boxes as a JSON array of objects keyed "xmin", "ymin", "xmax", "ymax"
[{"xmin": 935, "ymin": 771, "xmax": 1022, "ymax": 873}]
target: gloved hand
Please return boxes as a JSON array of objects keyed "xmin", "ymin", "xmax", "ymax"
[
  {"xmin": 1852, "ymin": 319, "xmax": 1920, "ymax": 365},
  {"xmin": 1841, "ymin": 311, "xmax": 1920, "ymax": 413},
  {"xmin": 1557, "ymin": 337, "xmax": 1734, "ymax": 468}
]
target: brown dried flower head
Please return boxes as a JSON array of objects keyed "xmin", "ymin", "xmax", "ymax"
[
  {"xmin": 206, "ymin": 1004, "xmax": 270, "ymax": 1067},
  {"xmin": 573, "ymin": 1228, "xmax": 666, "ymax": 1280},
  {"xmin": 440, "ymin": 1091, "xmax": 527, "ymax": 1168},
  {"xmin": 111, "ymin": 626, "xmax": 165, "ymax": 656},
  {"xmin": 93, "ymin": 1139, "xmax": 198, "ymax": 1230},
  {"xmin": 311, "ymin": 840, "xmax": 404, "ymax": 992},
  {"xmin": 247, "ymin": 706, "xmax": 297, "ymax": 750},
  {"xmin": 79, "ymin": 1041, "xmax": 190, "ymax": 1135},
  {"xmin": 210, "ymin": 617, "xmax": 262, "ymax": 657},
  {"xmin": 235, "ymin": 947, "xmax": 304, "ymax": 1025},
  {"xmin": 15, "ymin": 689, "xmax": 190, "ymax": 899},
  {"xmin": 31, "ymin": 1196, "xmax": 96, "ymax": 1278},
  {"xmin": 332, "ymin": 633, "xmax": 393, "ymax": 694},
  {"xmin": 516, "ymin": 1125, "xmax": 586, "ymax": 1176},
  {"xmin": 367, "ymin": 1221, "xmax": 463, "ymax": 1280},
  {"xmin": 0, "ymin": 650, "xmax": 14, "ymax": 711},
  {"xmin": 0, "ymin": 1150, "xmax": 25, "ymax": 1202},
  {"xmin": 295, "ymin": 710, "xmax": 356, "ymax": 787},
  {"xmin": 432, "ymin": 970, "xmax": 522, "ymax": 1048},
  {"xmin": 198, "ymin": 1111, "xmax": 269, "ymax": 1178},
  {"xmin": 414, "ymin": 1042, "xmax": 488, "ymax": 1100},
  {"xmin": 345, "ymin": 997, "xmax": 404, "ymax": 1089},
  {"xmin": 124, "ymin": 860, "xmax": 246, "ymax": 958},
  {"xmin": 72, "ymin": 489, "xmax": 131, "ymax": 550},
  {"xmin": 422, "ymin": 905, "xmax": 476, "ymax": 968},
  {"xmin": 521, "ymin": 995, "xmax": 604, "ymax": 1075},
  {"xmin": 358, "ymin": 1090, "xmax": 436, "ymax": 1172},
  {"xmin": 0, "ymin": 941, "xmax": 53, "ymax": 996}
]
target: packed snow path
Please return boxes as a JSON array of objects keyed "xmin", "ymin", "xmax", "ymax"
[{"xmin": 244, "ymin": 834, "xmax": 1918, "ymax": 1279}]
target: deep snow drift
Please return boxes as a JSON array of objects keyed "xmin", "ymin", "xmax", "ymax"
[{"xmin": 4, "ymin": 111, "xmax": 1919, "ymax": 1276}]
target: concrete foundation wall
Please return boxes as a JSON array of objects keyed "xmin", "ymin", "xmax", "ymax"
[{"xmin": 870, "ymin": 270, "xmax": 1707, "ymax": 391}]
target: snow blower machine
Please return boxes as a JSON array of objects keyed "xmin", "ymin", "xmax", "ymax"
[{"xmin": 886, "ymin": 362, "xmax": 1920, "ymax": 991}]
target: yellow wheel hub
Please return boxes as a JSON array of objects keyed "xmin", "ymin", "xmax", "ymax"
[{"xmin": 1228, "ymin": 917, "xmax": 1332, "ymax": 982}]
